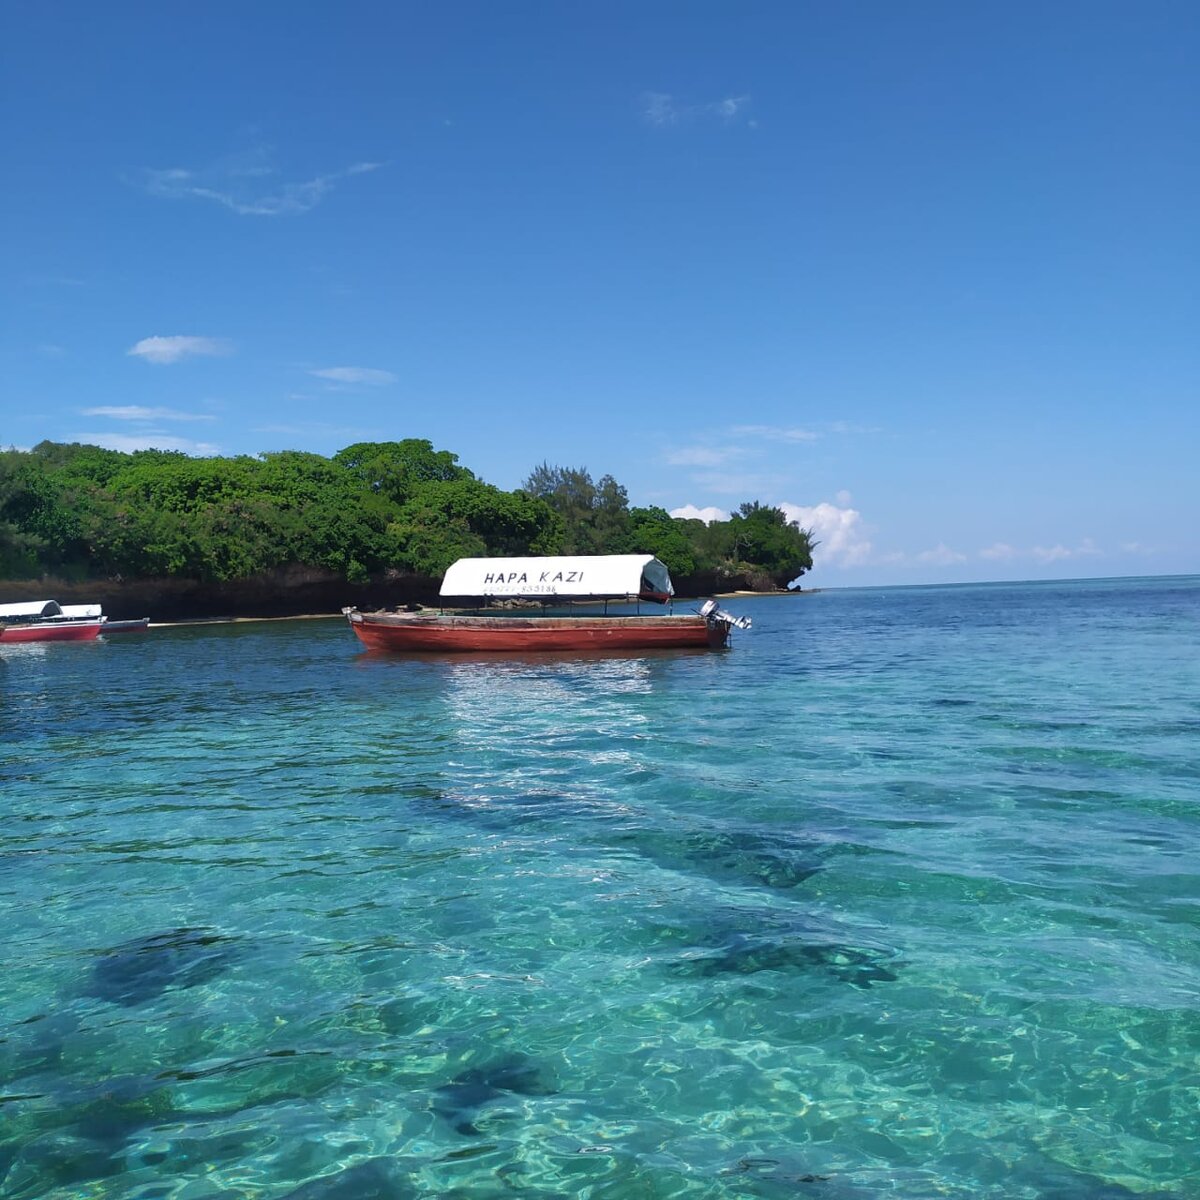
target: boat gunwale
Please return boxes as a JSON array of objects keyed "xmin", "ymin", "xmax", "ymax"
[{"xmin": 349, "ymin": 610, "xmax": 708, "ymax": 630}]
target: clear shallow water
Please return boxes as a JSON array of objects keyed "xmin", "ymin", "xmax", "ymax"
[{"xmin": 1, "ymin": 577, "xmax": 1198, "ymax": 1199}]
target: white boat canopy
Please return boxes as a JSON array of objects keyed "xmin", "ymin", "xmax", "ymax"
[
  {"xmin": 59, "ymin": 604, "xmax": 103, "ymax": 619},
  {"xmin": 440, "ymin": 555, "xmax": 675, "ymax": 600},
  {"xmin": 0, "ymin": 600, "xmax": 64, "ymax": 619}
]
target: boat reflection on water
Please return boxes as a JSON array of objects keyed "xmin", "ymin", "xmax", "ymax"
[{"xmin": 351, "ymin": 644, "xmax": 713, "ymax": 669}]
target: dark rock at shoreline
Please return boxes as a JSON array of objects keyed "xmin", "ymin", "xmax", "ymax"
[
  {"xmin": 0, "ymin": 565, "xmax": 438, "ymax": 623},
  {"xmin": 0, "ymin": 564, "xmax": 796, "ymax": 623}
]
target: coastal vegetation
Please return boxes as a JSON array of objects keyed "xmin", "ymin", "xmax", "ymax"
[{"xmin": 0, "ymin": 440, "xmax": 814, "ymax": 590}]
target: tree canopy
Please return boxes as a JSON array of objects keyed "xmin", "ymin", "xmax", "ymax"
[{"xmin": 0, "ymin": 442, "xmax": 814, "ymax": 589}]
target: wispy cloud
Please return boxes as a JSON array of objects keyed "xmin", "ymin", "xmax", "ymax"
[
  {"xmin": 664, "ymin": 446, "xmax": 740, "ymax": 467},
  {"xmin": 979, "ymin": 542, "xmax": 1017, "ymax": 561},
  {"xmin": 308, "ymin": 366, "xmax": 397, "ymax": 386},
  {"xmin": 916, "ymin": 543, "xmax": 968, "ymax": 566},
  {"xmin": 137, "ymin": 150, "xmax": 381, "ymax": 217},
  {"xmin": 251, "ymin": 421, "xmax": 375, "ymax": 440},
  {"xmin": 691, "ymin": 470, "xmax": 780, "ymax": 496},
  {"xmin": 663, "ymin": 421, "xmax": 859, "ymax": 476},
  {"xmin": 733, "ymin": 424, "xmax": 820, "ymax": 443},
  {"xmin": 670, "ymin": 504, "xmax": 730, "ymax": 524},
  {"xmin": 779, "ymin": 500, "xmax": 873, "ymax": 568},
  {"xmin": 1032, "ymin": 538, "xmax": 1101, "ymax": 563},
  {"xmin": 28, "ymin": 274, "xmax": 86, "ymax": 288},
  {"xmin": 827, "ymin": 421, "xmax": 883, "ymax": 436},
  {"xmin": 128, "ymin": 336, "xmax": 232, "ymax": 365},
  {"xmin": 73, "ymin": 433, "xmax": 219, "ymax": 455},
  {"xmin": 81, "ymin": 405, "xmax": 216, "ymax": 422},
  {"xmin": 642, "ymin": 92, "xmax": 752, "ymax": 127}
]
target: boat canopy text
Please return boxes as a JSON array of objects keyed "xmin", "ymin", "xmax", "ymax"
[{"xmin": 439, "ymin": 555, "xmax": 674, "ymax": 600}]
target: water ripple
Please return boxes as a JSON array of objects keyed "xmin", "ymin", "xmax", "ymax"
[{"xmin": 2, "ymin": 579, "xmax": 1198, "ymax": 1196}]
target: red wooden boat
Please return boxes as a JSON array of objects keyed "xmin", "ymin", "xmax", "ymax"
[
  {"xmin": 344, "ymin": 555, "xmax": 750, "ymax": 654},
  {"xmin": 0, "ymin": 600, "xmax": 146, "ymax": 643},
  {"xmin": 1, "ymin": 601, "xmax": 104, "ymax": 643},
  {"xmin": 1, "ymin": 619, "xmax": 104, "ymax": 643},
  {"xmin": 345, "ymin": 609, "xmax": 729, "ymax": 651}
]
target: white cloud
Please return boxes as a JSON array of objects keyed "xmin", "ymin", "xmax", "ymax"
[
  {"xmin": 778, "ymin": 501, "xmax": 873, "ymax": 568},
  {"xmin": 713, "ymin": 96, "xmax": 751, "ymax": 120},
  {"xmin": 308, "ymin": 366, "xmax": 397, "ymax": 386},
  {"xmin": 670, "ymin": 504, "xmax": 730, "ymax": 524},
  {"xmin": 916, "ymin": 543, "xmax": 967, "ymax": 566},
  {"xmin": 74, "ymin": 433, "xmax": 219, "ymax": 454},
  {"xmin": 733, "ymin": 424, "xmax": 820, "ymax": 443},
  {"xmin": 1032, "ymin": 538, "xmax": 1101, "ymax": 563},
  {"xmin": 127, "ymin": 336, "xmax": 232, "ymax": 365},
  {"xmin": 665, "ymin": 446, "xmax": 735, "ymax": 467},
  {"xmin": 642, "ymin": 92, "xmax": 752, "ymax": 127},
  {"xmin": 979, "ymin": 542, "xmax": 1017, "ymax": 561},
  {"xmin": 139, "ymin": 156, "xmax": 381, "ymax": 217},
  {"xmin": 82, "ymin": 405, "xmax": 216, "ymax": 422}
]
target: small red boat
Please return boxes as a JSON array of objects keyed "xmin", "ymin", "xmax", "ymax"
[
  {"xmin": 344, "ymin": 555, "xmax": 749, "ymax": 654},
  {"xmin": 1, "ymin": 624, "xmax": 103, "ymax": 643},
  {"xmin": 0, "ymin": 601, "xmax": 147, "ymax": 644},
  {"xmin": 345, "ymin": 609, "xmax": 729, "ymax": 651},
  {"xmin": 1, "ymin": 619, "xmax": 104, "ymax": 644}
]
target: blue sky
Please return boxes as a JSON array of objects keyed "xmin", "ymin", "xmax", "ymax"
[{"xmin": 3, "ymin": 2, "xmax": 1196, "ymax": 586}]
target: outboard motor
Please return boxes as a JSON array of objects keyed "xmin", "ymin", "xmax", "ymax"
[{"xmin": 699, "ymin": 598, "xmax": 752, "ymax": 632}]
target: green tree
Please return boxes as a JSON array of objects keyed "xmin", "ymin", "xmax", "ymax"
[
  {"xmin": 252, "ymin": 451, "xmax": 394, "ymax": 580},
  {"xmin": 722, "ymin": 502, "xmax": 814, "ymax": 585},
  {"xmin": 520, "ymin": 463, "xmax": 630, "ymax": 553},
  {"xmin": 106, "ymin": 454, "xmax": 260, "ymax": 515},
  {"xmin": 617, "ymin": 506, "xmax": 697, "ymax": 577},
  {"xmin": 29, "ymin": 441, "xmax": 127, "ymax": 487},
  {"xmin": 0, "ymin": 452, "xmax": 48, "ymax": 576},
  {"xmin": 387, "ymin": 479, "xmax": 561, "ymax": 576},
  {"xmin": 0, "ymin": 450, "xmax": 91, "ymax": 575},
  {"xmin": 334, "ymin": 440, "xmax": 472, "ymax": 506}
]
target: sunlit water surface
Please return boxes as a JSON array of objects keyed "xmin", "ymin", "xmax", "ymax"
[{"xmin": 2, "ymin": 577, "xmax": 1198, "ymax": 1199}]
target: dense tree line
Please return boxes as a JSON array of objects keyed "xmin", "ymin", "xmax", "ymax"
[{"xmin": 0, "ymin": 441, "xmax": 813, "ymax": 588}]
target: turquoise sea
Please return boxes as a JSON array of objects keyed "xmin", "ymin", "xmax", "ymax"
[{"xmin": 2, "ymin": 576, "xmax": 1198, "ymax": 1199}]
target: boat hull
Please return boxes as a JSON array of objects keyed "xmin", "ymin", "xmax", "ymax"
[
  {"xmin": 346, "ymin": 611, "xmax": 728, "ymax": 652},
  {"xmin": 1, "ymin": 620, "xmax": 104, "ymax": 643}
]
